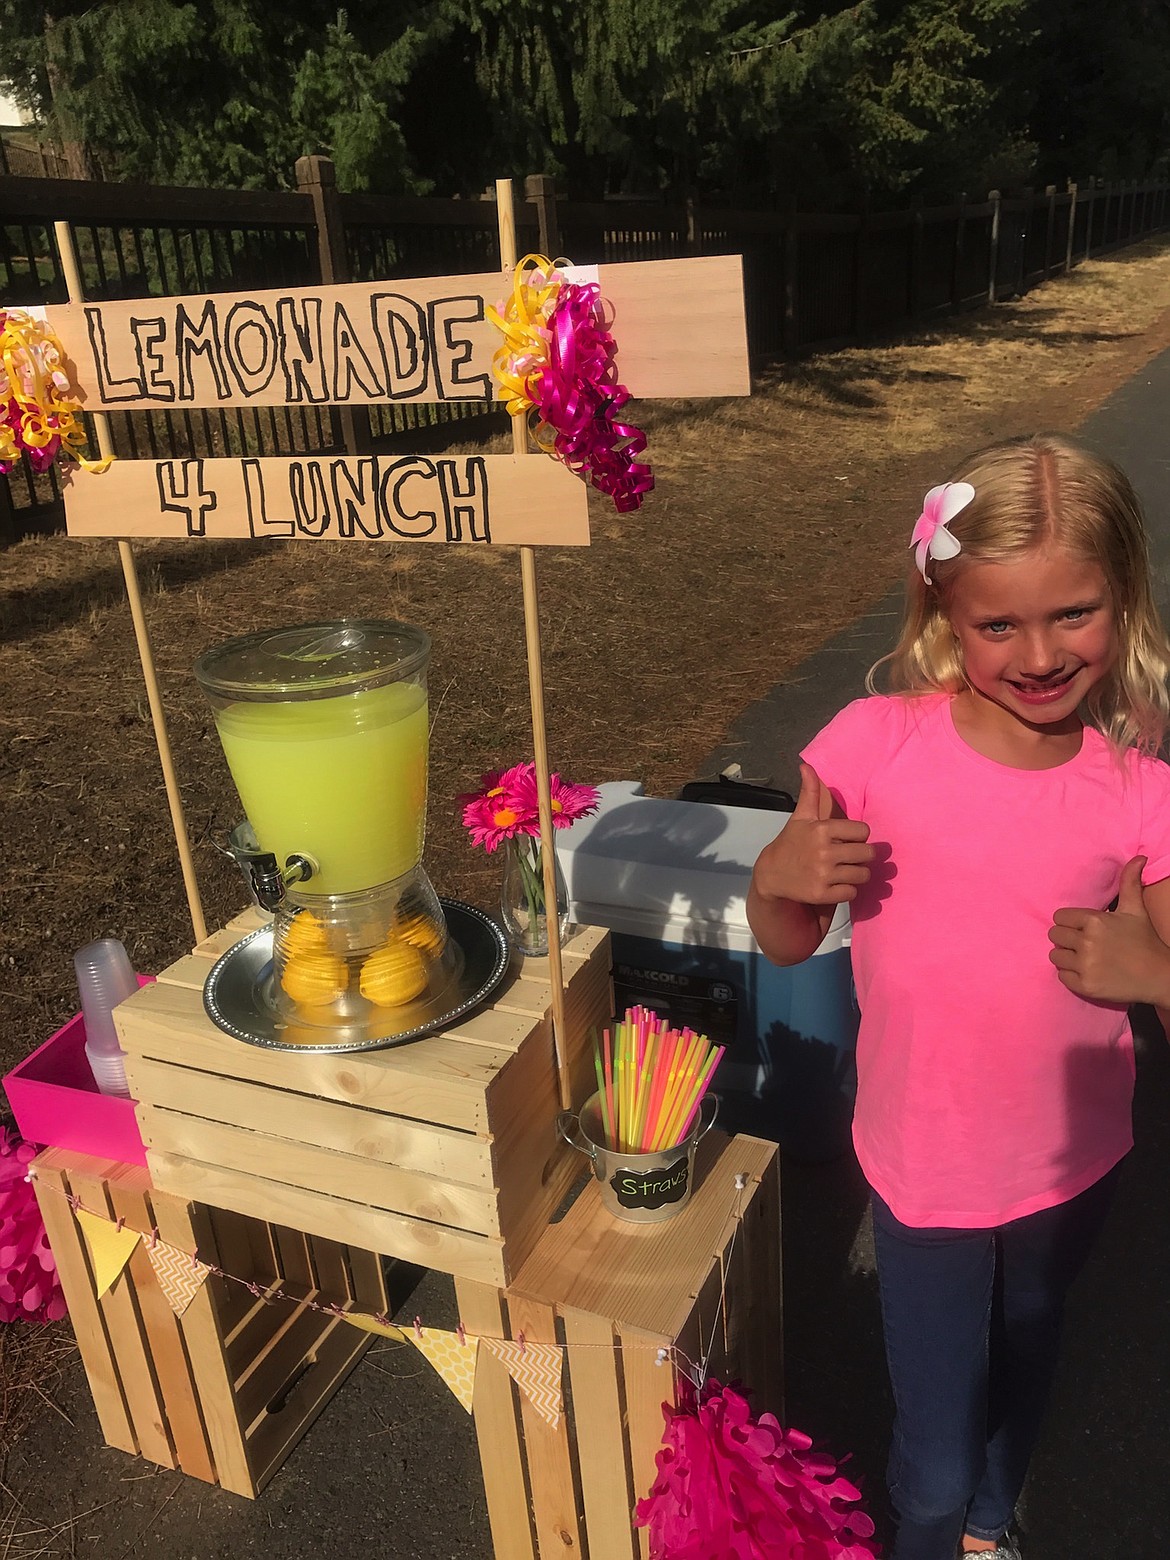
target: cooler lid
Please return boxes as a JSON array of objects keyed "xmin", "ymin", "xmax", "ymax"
[
  {"xmin": 559, "ymin": 781, "xmax": 850, "ymax": 950},
  {"xmin": 194, "ymin": 620, "xmax": 430, "ymax": 700}
]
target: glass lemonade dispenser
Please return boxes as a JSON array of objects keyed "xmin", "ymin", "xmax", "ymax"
[{"xmin": 195, "ymin": 621, "xmax": 463, "ymax": 1041}]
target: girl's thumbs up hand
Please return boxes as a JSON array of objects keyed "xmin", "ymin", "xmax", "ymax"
[
  {"xmin": 751, "ymin": 763, "xmax": 875, "ymax": 907},
  {"xmin": 1049, "ymin": 856, "xmax": 1170, "ymax": 1004}
]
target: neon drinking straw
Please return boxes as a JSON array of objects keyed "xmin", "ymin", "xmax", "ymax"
[
  {"xmin": 677, "ymin": 1044, "xmax": 725, "ymax": 1141},
  {"xmin": 653, "ymin": 1031, "xmax": 704, "ymax": 1151}
]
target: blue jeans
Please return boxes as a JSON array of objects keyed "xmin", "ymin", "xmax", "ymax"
[{"xmin": 872, "ymin": 1165, "xmax": 1121, "ymax": 1560}]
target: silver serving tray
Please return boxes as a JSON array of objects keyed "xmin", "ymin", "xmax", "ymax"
[{"xmin": 203, "ymin": 898, "xmax": 509, "ymax": 1053}]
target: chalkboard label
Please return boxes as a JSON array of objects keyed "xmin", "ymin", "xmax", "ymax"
[{"xmin": 609, "ymin": 1154, "xmax": 690, "ymax": 1211}]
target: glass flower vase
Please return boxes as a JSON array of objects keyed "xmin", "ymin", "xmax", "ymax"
[{"xmin": 500, "ymin": 835, "xmax": 569, "ymax": 957}]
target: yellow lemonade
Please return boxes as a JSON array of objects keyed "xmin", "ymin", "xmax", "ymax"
[{"xmin": 214, "ymin": 680, "xmax": 429, "ymax": 894}]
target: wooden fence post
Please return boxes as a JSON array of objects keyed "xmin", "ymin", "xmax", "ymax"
[
  {"xmin": 294, "ymin": 154, "xmax": 372, "ymax": 455},
  {"xmin": 987, "ymin": 189, "xmax": 1001, "ymax": 303},
  {"xmin": 685, "ymin": 194, "xmax": 702, "ymax": 256},
  {"xmin": 1016, "ymin": 187, "xmax": 1032, "ymax": 295},
  {"xmin": 1065, "ymin": 181, "xmax": 1078, "ymax": 272},
  {"xmin": 852, "ymin": 201, "xmax": 869, "ymax": 336},
  {"xmin": 908, "ymin": 195, "xmax": 924, "ymax": 318},
  {"xmin": 951, "ymin": 192, "xmax": 967, "ymax": 310},
  {"xmin": 0, "ymin": 465, "xmax": 18, "ymax": 547},
  {"xmin": 1043, "ymin": 185, "xmax": 1056, "ymax": 278},
  {"xmin": 781, "ymin": 216, "xmax": 800, "ymax": 356},
  {"xmin": 524, "ymin": 173, "xmax": 561, "ymax": 257}
]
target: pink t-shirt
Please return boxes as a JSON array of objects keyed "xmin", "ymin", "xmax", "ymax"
[{"xmin": 802, "ymin": 693, "xmax": 1170, "ymax": 1228}]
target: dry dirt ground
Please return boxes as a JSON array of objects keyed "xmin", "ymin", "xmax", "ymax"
[{"xmin": 5, "ymin": 234, "xmax": 1170, "ymax": 1548}]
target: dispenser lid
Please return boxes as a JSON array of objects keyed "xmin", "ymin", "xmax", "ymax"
[{"xmin": 194, "ymin": 620, "xmax": 430, "ymax": 700}]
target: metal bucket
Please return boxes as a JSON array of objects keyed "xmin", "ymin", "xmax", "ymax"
[{"xmin": 557, "ymin": 1092, "xmax": 718, "ymax": 1223}]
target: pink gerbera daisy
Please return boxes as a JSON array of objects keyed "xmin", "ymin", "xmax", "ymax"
[
  {"xmin": 459, "ymin": 765, "xmax": 539, "ymax": 852},
  {"xmin": 509, "ymin": 765, "xmax": 601, "ymax": 831}
]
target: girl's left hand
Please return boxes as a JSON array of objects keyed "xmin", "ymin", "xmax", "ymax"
[{"xmin": 1049, "ymin": 856, "xmax": 1170, "ymax": 1005}]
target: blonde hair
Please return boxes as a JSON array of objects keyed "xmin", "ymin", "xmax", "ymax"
[{"xmin": 868, "ymin": 433, "xmax": 1170, "ymax": 753}]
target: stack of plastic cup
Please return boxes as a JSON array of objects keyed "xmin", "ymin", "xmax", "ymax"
[{"xmin": 74, "ymin": 938, "xmax": 137, "ymax": 1099}]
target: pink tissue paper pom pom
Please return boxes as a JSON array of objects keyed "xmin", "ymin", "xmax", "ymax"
[
  {"xmin": 0, "ymin": 1128, "xmax": 66, "ymax": 1326},
  {"xmin": 635, "ymin": 1378, "xmax": 882, "ymax": 1560}
]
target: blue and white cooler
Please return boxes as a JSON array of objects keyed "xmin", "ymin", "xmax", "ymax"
[{"xmin": 559, "ymin": 782, "xmax": 859, "ymax": 1161}]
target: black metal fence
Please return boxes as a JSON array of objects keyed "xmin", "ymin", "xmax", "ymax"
[{"xmin": 2, "ymin": 167, "xmax": 1167, "ymax": 544}]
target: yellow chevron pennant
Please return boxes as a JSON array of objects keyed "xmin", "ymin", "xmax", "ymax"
[
  {"xmin": 484, "ymin": 1338, "xmax": 564, "ymax": 1429},
  {"xmin": 145, "ymin": 1239, "xmax": 211, "ymax": 1316}
]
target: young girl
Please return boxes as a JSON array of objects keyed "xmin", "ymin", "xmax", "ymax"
[{"xmin": 747, "ymin": 433, "xmax": 1170, "ymax": 1560}]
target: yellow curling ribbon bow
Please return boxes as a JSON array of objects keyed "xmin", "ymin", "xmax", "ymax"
[
  {"xmin": 485, "ymin": 254, "xmax": 568, "ymax": 420},
  {"xmin": 0, "ymin": 307, "xmax": 113, "ymax": 476}
]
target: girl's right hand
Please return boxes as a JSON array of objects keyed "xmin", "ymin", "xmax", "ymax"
[{"xmin": 752, "ymin": 762, "xmax": 875, "ymax": 905}]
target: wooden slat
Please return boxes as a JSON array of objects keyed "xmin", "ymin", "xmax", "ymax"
[
  {"xmin": 188, "ymin": 907, "xmax": 269, "ymax": 961},
  {"xmin": 455, "ymin": 1278, "xmax": 536, "ymax": 1560},
  {"xmin": 64, "ymin": 453, "xmax": 591, "ymax": 548},
  {"xmin": 68, "ymin": 1166, "xmax": 176, "ymax": 1470},
  {"xmin": 738, "ymin": 1150, "xmax": 783, "ymax": 1418},
  {"xmin": 118, "ymin": 979, "xmax": 509, "ymax": 1132},
  {"xmin": 224, "ymin": 1284, "xmax": 307, "ymax": 1377},
  {"xmin": 273, "ymin": 1226, "xmax": 314, "ymax": 1289},
  {"xmin": 31, "ymin": 1154, "xmax": 137, "ymax": 1455},
  {"xmin": 346, "ymin": 1246, "xmax": 388, "ymax": 1312},
  {"xmin": 235, "ymin": 1299, "xmax": 334, "ymax": 1431},
  {"xmin": 560, "ymin": 1308, "xmax": 638, "ymax": 1560},
  {"xmin": 129, "ymin": 1055, "xmax": 491, "ymax": 1185},
  {"xmin": 139, "ymin": 1108, "xmax": 500, "ymax": 1234},
  {"xmin": 246, "ymin": 1313, "xmax": 369, "ymax": 1494},
  {"xmin": 205, "ymin": 1206, "xmax": 261, "ymax": 1336},
  {"xmin": 509, "ymin": 1136, "xmax": 778, "ymax": 1338},
  {"xmin": 504, "ymin": 1295, "xmax": 582, "ymax": 1560},
  {"xmin": 307, "ymin": 1235, "xmax": 352, "ymax": 1302},
  {"xmin": 148, "ymin": 1150, "xmax": 508, "ymax": 1285},
  {"xmin": 686, "ymin": 1261, "xmax": 729, "ymax": 1388},
  {"xmin": 490, "ymin": 945, "xmax": 612, "ymax": 1275},
  {"xmin": 520, "ymin": 925, "xmax": 610, "ymax": 980},
  {"xmin": 47, "ymin": 255, "xmax": 748, "ymax": 411},
  {"xmin": 616, "ymin": 1325, "xmax": 672, "ymax": 1560},
  {"xmin": 0, "ymin": 172, "xmax": 309, "ymax": 224},
  {"xmin": 150, "ymin": 1194, "xmax": 255, "ymax": 1498},
  {"xmin": 106, "ymin": 1169, "xmax": 216, "ymax": 1484}
]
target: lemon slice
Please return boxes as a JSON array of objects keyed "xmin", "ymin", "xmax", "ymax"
[
  {"xmin": 281, "ymin": 950, "xmax": 348, "ymax": 1007},
  {"xmin": 283, "ymin": 910, "xmax": 329, "ymax": 954},
  {"xmin": 360, "ymin": 940, "xmax": 428, "ymax": 1006},
  {"xmin": 395, "ymin": 911, "xmax": 446, "ymax": 958}
]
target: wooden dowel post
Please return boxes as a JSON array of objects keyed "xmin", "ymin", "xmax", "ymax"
[
  {"xmin": 53, "ymin": 220, "xmax": 208, "ymax": 946},
  {"xmin": 494, "ymin": 178, "xmax": 573, "ymax": 1113}
]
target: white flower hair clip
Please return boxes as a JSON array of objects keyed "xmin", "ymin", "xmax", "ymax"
[{"xmin": 909, "ymin": 482, "xmax": 975, "ymax": 583}]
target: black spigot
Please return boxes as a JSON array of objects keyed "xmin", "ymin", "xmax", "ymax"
[
  {"xmin": 248, "ymin": 853, "xmax": 286, "ymax": 913},
  {"xmin": 248, "ymin": 852, "xmax": 315, "ymax": 912}
]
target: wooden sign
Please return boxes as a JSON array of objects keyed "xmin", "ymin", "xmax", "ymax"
[
  {"xmin": 62, "ymin": 452, "xmax": 591, "ymax": 546},
  {"xmin": 44, "ymin": 255, "xmax": 750, "ymax": 412}
]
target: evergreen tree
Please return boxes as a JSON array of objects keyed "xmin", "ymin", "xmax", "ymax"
[{"xmin": 0, "ymin": 0, "xmax": 453, "ymax": 190}]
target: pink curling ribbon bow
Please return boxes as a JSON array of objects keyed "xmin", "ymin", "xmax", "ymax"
[{"xmin": 487, "ymin": 255, "xmax": 653, "ymax": 513}]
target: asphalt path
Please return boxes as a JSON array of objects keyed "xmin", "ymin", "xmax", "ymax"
[{"xmin": 699, "ymin": 347, "xmax": 1170, "ymax": 1557}]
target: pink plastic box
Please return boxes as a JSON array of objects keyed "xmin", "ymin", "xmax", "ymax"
[{"xmin": 3, "ymin": 978, "xmax": 153, "ymax": 1166}]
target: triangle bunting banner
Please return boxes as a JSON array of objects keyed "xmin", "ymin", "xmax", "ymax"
[
  {"xmin": 340, "ymin": 1310, "xmax": 407, "ymax": 1341},
  {"xmin": 145, "ymin": 1239, "xmax": 212, "ymax": 1316},
  {"xmin": 407, "ymin": 1326, "xmax": 479, "ymax": 1414},
  {"xmin": 484, "ymin": 1338, "xmax": 564, "ymax": 1429},
  {"xmin": 76, "ymin": 1209, "xmax": 140, "ymax": 1297}
]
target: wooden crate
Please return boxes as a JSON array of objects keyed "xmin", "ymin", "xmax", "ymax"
[
  {"xmin": 455, "ymin": 1131, "xmax": 782, "ymax": 1560},
  {"xmin": 33, "ymin": 1145, "xmax": 386, "ymax": 1497},
  {"xmin": 116, "ymin": 910, "xmax": 613, "ymax": 1287}
]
